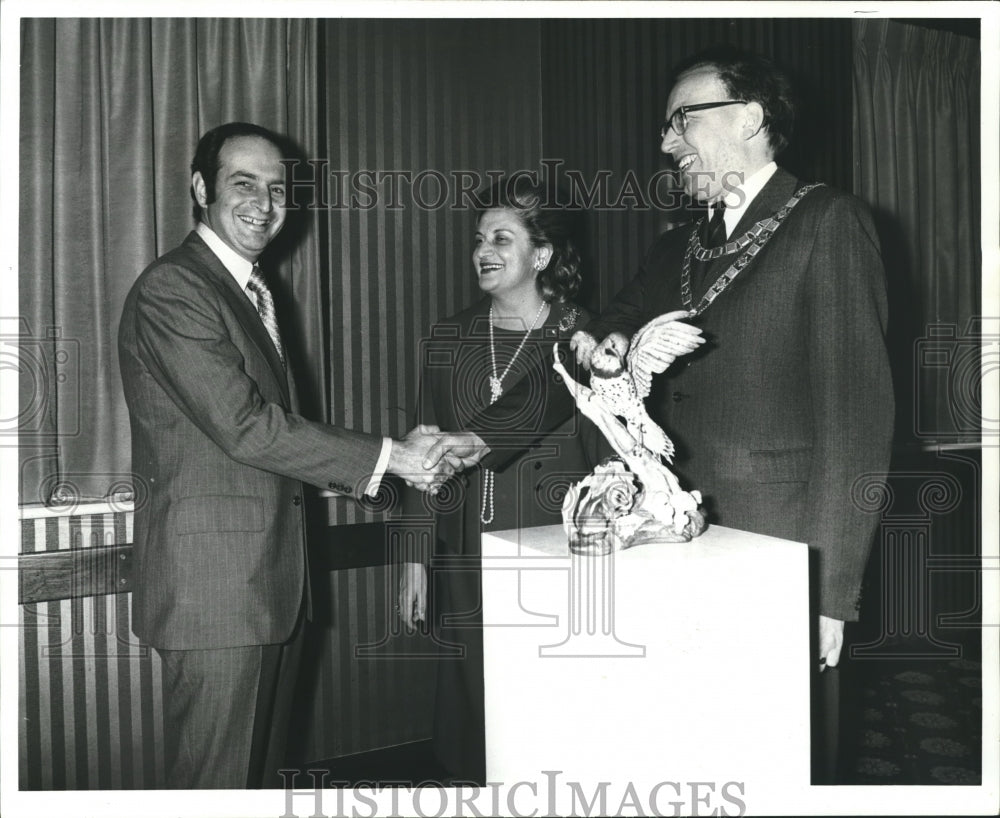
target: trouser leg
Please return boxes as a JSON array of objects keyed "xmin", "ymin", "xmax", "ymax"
[
  {"xmin": 158, "ymin": 643, "xmax": 275, "ymax": 789},
  {"xmin": 811, "ymin": 662, "xmax": 841, "ymax": 784},
  {"xmin": 251, "ymin": 617, "xmax": 306, "ymax": 789}
]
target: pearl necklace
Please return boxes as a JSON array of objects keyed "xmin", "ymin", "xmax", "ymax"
[
  {"xmin": 488, "ymin": 301, "xmax": 549, "ymax": 403},
  {"xmin": 481, "ymin": 300, "xmax": 549, "ymax": 525}
]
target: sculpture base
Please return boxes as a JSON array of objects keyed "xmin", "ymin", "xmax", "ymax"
[
  {"xmin": 562, "ymin": 457, "xmax": 706, "ymax": 551},
  {"xmin": 567, "ymin": 530, "xmax": 613, "ymax": 556}
]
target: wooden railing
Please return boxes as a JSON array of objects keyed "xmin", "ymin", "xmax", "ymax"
[{"xmin": 17, "ymin": 502, "xmax": 436, "ymax": 790}]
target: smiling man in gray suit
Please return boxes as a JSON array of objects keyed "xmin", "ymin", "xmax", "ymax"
[
  {"xmin": 575, "ymin": 48, "xmax": 894, "ymax": 783},
  {"xmin": 118, "ymin": 122, "xmax": 457, "ymax": 789}
]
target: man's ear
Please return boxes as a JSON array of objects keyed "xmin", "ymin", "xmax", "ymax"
[
  {"xmin": 192, "ymin": 171, "xmax": 208, "ymax": 208},
  {"xmin": 742, "ymin": 101, "xmax": 766, "ymax": 140}
]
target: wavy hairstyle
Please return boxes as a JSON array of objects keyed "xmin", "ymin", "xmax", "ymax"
[{"xmin": 476, "ymin": 176, "xmax": 583, "ymax": 303}]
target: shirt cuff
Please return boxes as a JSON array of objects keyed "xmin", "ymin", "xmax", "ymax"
[{"xmin": 364, "ymin": 437, "xmax": 393, "ymax": 497}]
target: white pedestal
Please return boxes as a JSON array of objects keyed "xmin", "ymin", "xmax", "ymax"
[{"xmin": 481, "ymin": 524, "xmax": 812, "ymax": 806}]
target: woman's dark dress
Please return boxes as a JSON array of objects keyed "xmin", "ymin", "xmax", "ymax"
[{"xmin": 407, "ymin": 297, "xmax": 603, "ymax": 783}]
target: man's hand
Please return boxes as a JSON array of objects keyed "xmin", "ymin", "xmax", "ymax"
[
  {"xmin": 397, "ymin": 562, "xmax": 427, "ymax": 632},
  {"xmin": 818, "ymin": 615, "xmax": 844, "ymax": 671},
  {"xmin": 422, "ymin": 431, "xmax": 489, "ymax": 472},
  {"xmin": 570, "ymin": 330, "xmax": 598, "ymax": 369},
  {"xmin": 388, "ymin": 425, "xmax": 455, "ymax": 493}
]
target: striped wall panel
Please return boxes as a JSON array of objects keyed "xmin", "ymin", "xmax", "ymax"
[
  {"xmin": 293, "ymin": 563, "xmax": 437, "ymax": 762},
  {"xmin": 19, "ymin": 594, "xmax": 164, "ymax": 791},
  {"xmin": 20, "ymin": 509, "xmax": 132, "ymax": 555},
  {"xmin": 318, "ymin": 19, "xmax": 543, "ymax": 525},
  {"xmin": 18, "ymin": 506, "xmax": 436, "ymax": 787},
  {"xmin": 18, "ymin": 510, "xmax": 165, "ymax": 791}
]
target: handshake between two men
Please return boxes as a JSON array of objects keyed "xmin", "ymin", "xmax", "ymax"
[{"xmin": 387, "ymin": 425, "xmax": 490, "ymax": 494}]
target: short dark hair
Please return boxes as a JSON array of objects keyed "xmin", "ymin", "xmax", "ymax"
[
  {"xmin": 671, "ymin": 46, "xmax": 797, "ymax": 155},
  {"xmin": 189, "ymin": 122, "xmax": 287, "ymax": 222},
  {"xmin": 476, "ymin": 176, "xmax": 584, "ymax": 304}
]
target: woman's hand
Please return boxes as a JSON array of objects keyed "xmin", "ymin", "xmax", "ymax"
[
  {"xmin": 422, "ymin": 431, "xmax": 489, "ymax": 472},
  {"xmin": 397, "ymin": 562, "xmax": 427, "ymax": 632}
]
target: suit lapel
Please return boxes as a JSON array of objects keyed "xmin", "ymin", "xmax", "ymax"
[
  {"xmin": 696, "ymin": 168, "xmax": 802, "ymax": 298},
  {"xmin": 183, "ymin": 232, "xmax": 292, "ymax": 405},
  {"xmin": 729, "ymin": 167, "xmax": 800, "ymax": 237}
]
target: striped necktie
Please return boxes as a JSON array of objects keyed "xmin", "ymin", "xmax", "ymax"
[{"xmin": 246, "ymin": 265, "xmax": 285, "ymax": 367}]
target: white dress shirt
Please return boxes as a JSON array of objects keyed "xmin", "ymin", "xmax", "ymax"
[
  {"xmin": 706, "ymin": 160, "xmax": 778, "ymax": 240},
  {"xmin": 195, "ymin": 222, "xmax": 391, "ymax": 496}
]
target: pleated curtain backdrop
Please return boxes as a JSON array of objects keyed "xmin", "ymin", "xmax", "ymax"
[
  {"xmin": 18, "ymin": 17, "xmax": 324, "ymax": 506},
  {"xmin": 852, "ymin": 20, "xmax": 981, "ymax": 444}
]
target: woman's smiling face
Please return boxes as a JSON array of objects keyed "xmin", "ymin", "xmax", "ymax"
[{"xmin": 472, "ymin": 208, "xmax": 547, "ymax": 299}]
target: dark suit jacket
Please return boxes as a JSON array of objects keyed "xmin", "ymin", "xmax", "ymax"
[
  {"xmin": 586, "ymin": 168, "xmax": 895, "ymax": 621},
  {"xmin": 398, "ymin": 297, "xmax": 603, "ymax": 783},
  {"xmin": 118, "ymin": 231, "xmax": 383, "ymax": 650}
]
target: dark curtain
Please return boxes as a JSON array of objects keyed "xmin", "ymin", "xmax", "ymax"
[
  {"xmin": 852, "ymin": 20, "xmax": 981, "ymax": 444},
  {"xmin": 18, "ymin": 18, "xmax": 323, "ymax": 505},
  {"xmin": 317, "ymin": 19, "xmax": 542, "ymax": 525}
]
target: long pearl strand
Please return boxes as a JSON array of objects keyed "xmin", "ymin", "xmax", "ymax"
[{"xmin": 481, "ymin": 300, "xmax": 549, "ymax": 525}]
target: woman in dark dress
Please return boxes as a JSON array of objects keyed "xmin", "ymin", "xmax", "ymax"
[{"xmin": 397, "ymin": 177, "xmax": 604, "ymax": 783}]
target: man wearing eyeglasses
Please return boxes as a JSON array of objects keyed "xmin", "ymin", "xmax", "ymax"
[{"xmin": 573, "ymin": 46, "xmax": 894, "ymax": 783}]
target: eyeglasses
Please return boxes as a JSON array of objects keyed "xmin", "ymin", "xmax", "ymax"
[{"xmin": 660, "ymin": 100, "xmax": 748, "ymax": 138}]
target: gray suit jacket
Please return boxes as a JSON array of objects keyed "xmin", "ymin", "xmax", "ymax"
[
  {"xmin": 119, "ymin": 231, "xmax": 383, "ymax": 650},
  {"xmin": 587, "ymin": 169, "xmax": 894, "ymax": 620}
]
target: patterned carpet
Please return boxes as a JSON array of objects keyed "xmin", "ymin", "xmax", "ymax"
[
  {"xmin": 840, "ymin": 654, "xmax": 983, "ymax": 785},
  {"xmin": 311, "ymin": 652, "xmax": 986, "ymax": 788}
]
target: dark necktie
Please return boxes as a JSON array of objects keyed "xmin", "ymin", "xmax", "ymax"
[
  {"xmin": 703, "ymin": 203, "xmax": 728, "ymax": 249},
  {"xmin": 246, "ymin": 265, "xmax": 285, "ymax": 367}
]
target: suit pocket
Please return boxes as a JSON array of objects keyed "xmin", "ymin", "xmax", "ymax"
[
  {"xmin": 175, "ymin": 495, "xmax": 265, "ymax": 535},
  {"xmin": 750, "ymin": 447, "xmax": 811, "ymax": 484}
]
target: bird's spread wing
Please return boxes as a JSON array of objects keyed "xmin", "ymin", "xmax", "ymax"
[
  {"xmin": 626, "ymin": 411, "xmax": 675, "ymax": 462},
  {"xmin": 626, "ymin": 311, "xmax": 696, "ymax": 399}
]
